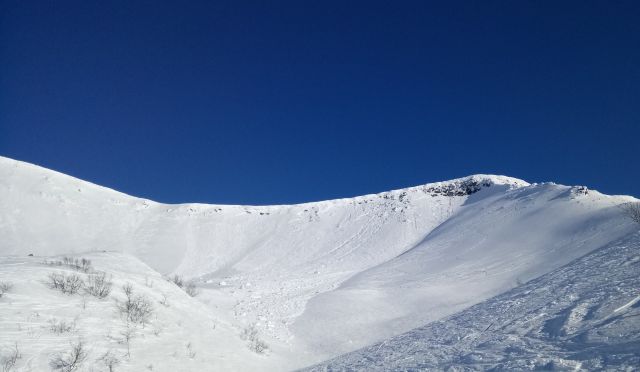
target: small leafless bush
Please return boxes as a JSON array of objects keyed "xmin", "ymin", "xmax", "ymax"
[
  {"xmin": 169, "ymin": 275, "xmax": 199, "ymax": 296},
  {"xmin": 184, "ymin": 282, "xmax": 200, "ymax": 297},
  {"xmin": 49, "ymin": 318, "xmax": 75, "ymax": 335},
  {"xmin": 240, "ymin": 324, "xmax": 269, "ymax": 354},
  {"xmin": 49, "ymin": 341, "xmax": 87, "ymax": 372},
  {"xmin": 84, "ymin": 271, "xmax": 112, "ymax": 299},
  {"xmin": 169, "ymin": 275, "xmax": 184, "ymax": 288},
  {"xmin": 99, "ymin": 350, "xmax": 120, "ymax": 372},
  {"xmin": 0, "ymin": 282, "xmax": 12, "ymax": 293},
  {"xmin": 117, "ymin": 283, "xmax": 153, "ymax": 327},
  {"xmin": 159, "ymin": 293, "xmax": 169, "ymax": 307},
  {"xmin": 45, "ymin": 257, "xmax": 93, "ymax": 273},
  {"xmin": 1, "ymin": 342, "xmax": 21, "ymax": 372},
  {"xmin": 47, "ymin": 273, "xmax": 84, "ymax": 295},
  {"xmin": 621, "ymin": 201, "xmax": 640, "ymax": 224},
  {"xmin": 64, "ymin": 257, "xmax": 92, "ymax": 273},
  {"xmin": 0, "ymin": 282, "xmax": 12, "ymax": 299},
  {"xmin": 119, "ymin": 328, "xmax": 135, "ymax": 358},
  {"xmin": 185, "ymin": 342, "xmax": 196, "ymax": 359}
]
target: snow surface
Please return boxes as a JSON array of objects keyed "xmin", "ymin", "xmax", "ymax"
[
  {"xmin": 0, "ymin": 253, "xmax": 283, "ymax": 371},
  {"xmin": 305, "ymin": 232, "xmax": 640, "ymax": 371},
  {"xmin": 0, "ymin": 155, "xmax": 638, "ymax": 371}
]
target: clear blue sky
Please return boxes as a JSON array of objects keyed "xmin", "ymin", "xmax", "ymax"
[{"xmin": 1, "ymin": 1, "xmax": 639, "ymax": 204}]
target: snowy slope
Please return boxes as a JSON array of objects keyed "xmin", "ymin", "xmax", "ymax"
[
  {"xmin": 305, "ymin": 232, "xmax": 640, "ymax": 371},
  {"xmin": 0, "ymin": 155, "xmax": 637, "ymax": 370},
  {"xmin": 0, "ymin": 252, "xmax": 282, "ymax": 372},
  {"xmin": 291, "ymin": 182, "xmax": 636, "ymax": 362}
]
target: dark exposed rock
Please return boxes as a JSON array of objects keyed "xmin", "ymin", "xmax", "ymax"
[{"xmin": 423, "ymin": 178, "xmax": 493, "ymax": 197}]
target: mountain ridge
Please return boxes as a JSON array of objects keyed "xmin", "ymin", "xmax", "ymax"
[{"xmin": 0, "ymin": 155, "xmax": 535, "ymax": 207}]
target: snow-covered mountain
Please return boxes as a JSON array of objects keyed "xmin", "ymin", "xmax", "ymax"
[{"xmin": 0, "ymin": 155, "xmax": 638, "ymax": 371}]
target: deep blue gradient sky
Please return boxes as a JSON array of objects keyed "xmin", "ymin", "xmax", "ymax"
[{"xmin": 1, "ymin": 1, "xmax": 639, "ymax": 204}]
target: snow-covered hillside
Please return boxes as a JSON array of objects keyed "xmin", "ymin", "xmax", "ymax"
[
  {"xmin": 0, "ymin": 155, "xmax": 638, "ymax": 371},
  {"xmin": 0, "ymin": 252, "xmax": 281, "ymax": 371},
  {"xmin": 306, "ymin": 232, "xmax": 640, "ymax": 371}
]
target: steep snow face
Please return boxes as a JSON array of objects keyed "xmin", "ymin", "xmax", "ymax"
[
  {"xmin": 291, "ymin": 183, "xmax": 636, "ymax": 361},
  {"xmin": 0, "ymin": 155, "xmax": 637, "ymax": 370},
  {"xmin": 305, "ymin": 232, "xmax": 640, "ymax": 371}
]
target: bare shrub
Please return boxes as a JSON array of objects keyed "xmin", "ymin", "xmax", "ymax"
[
  {"xmin": 184, "ymin": 282, "xmax": 200, "ymax": 297},
  {"xmin": 44, "ymin": 257, "xmax": 92, "ymax": 273},
  {"xmin": 622, "ymin": 201, "xmax": 640, "ymax": 224},
  {"xmin": 1, "ymin": 342, "xmax": 21, "ymax": 372},
  {"xmin": 185, "ymin": 342, "xmax": 196, "ymax": 359},
  {"xmin": 79, "ymin": 258, "xmax": 92, "ymax": 273},
  {"xmin": 119, "ymin": 328, "xmax": 135, "ymax": 358},
  {"xmin": 0, "ymin": 282, "xmax": 12, "ymax": 293},
  {"xmin": 117, "ymin": 283, "xmax": 153, "ymax": 327},
  {"xmin": 0, "ymin": 282, "xmax": 12, "ymax": 299},
  {"xmin": 49, "ymin": 319, "xmax": 75, "ymax": 335},
  {"xmin": 84, "ymin": 271, "xmax": 112, "ymax": 299},
  {"xmin": 159, "ymin": 293, "xmax": 169, "ymax": 307},
  {"xmin": 240, "ymin": 324, "xmax": 269, "ymax": 354},
  {"xmin": 47, "ymin": 273, "xmax": 84, "ymax": 295},
  {"xmin": 169, "ymin": 275, "xmax": 199, "ymax": 297},
  {"xmin": 63, "ymin": 257, "xmax": 92, "ymax": 273},
  {"xmin": 49, "ymin": 341, "xmax": 87, "ymax": 372},
  {"xmin": 169, "ymin": 275, "xmax": 184, "ymax": 288},
  {"xmin": 99, "ymin": 350, "xmax": 120, "ymax": 372}
]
